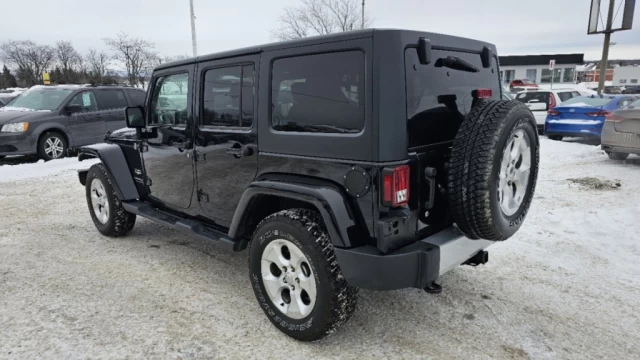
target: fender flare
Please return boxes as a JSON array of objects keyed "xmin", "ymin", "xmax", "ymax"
[
  {"xmin": 78, "ymin": 143, "xmax": 139, "ymax": 201},
  {"xmin": 229, "ymin": 180, "xmax": 359, "ymax": 248},
  {"xmin": 31, "ymin": 124, "xmax": 72, "ymax": 148}
]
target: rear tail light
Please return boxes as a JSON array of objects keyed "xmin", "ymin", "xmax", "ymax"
[
  {"xmin": 473, "ymin": 89, "xmax": 493, "ymax": 99},
  {"xmin": 382, "ymin": 165, "xmax": 410, "ymax": 207},
  {"xmin": 548, "ymin": 94, "xmax": 557, "ymax": 109},
  {"xmin": 586, "ymin": 110, "xmax": 611, "ymax": 117},
  {"xmin": 547, "ymin": 110, "xmax": 560, "ymax": 116},
  {"xmin": 605, "ymin": 113, "xmax": 624, "ymax": 122}
]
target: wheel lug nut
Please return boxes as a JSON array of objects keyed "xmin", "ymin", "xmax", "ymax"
[{"xmin": 295, "ymin": 278, "xmax": 300, "ymax": 283}]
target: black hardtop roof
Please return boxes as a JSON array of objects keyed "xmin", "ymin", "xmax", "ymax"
[{"xmin": 155, "ymin": 28, "xmax": 497, "ymax": 71}]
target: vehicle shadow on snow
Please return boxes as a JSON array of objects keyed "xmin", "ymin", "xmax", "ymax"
[
  {"xmin": 126, "ymin": 220, "xmax": 501, "ymax": 348},
  {"xmin": 0, "ymin": 155, "xmax": 39, "ymax": 166}
]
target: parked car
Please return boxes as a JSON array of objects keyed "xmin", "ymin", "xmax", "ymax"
[
  {"xmin": 0, "ymin": 85, "xmax": 146, "ymax": 160},
  {"xmin": 0, "ymin": 95, "xmax": 17, "ymax": 108},
  {"xmin": 510, "ymin": 79, "xmax": 538, "ymax": 90},
  {"xmin": 515, "ymin": 89, "xmax": 582, "ymax": 133},
  {"xmin": 604, "ymin": 86, "xmax": 622, "ymax": 94},
  {"xmin": 544, "ymin": 95, "xmax": 637, "ymax": 141},
  {"xmin": 622, "ymin": 85, "xmax": 640, "ymax": 94},
  {"xmin": 601, "ymin": 97, "xmax": 640, "ymax": 160},
  {"xmin": 77, "ymin": 29, "xmax": 540, "ymax": 341}
]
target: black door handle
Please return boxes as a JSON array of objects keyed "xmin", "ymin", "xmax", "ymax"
[
  {"xmin": 171, "ymin": 138, "xmax": 191, "ymax": 151},
  {"xmin": 225, "ymin": 144, "xmax": 253, "ymax": 157}
]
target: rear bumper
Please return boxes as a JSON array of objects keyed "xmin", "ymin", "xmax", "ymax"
[
  {"xmin": 0, "ymin": 132, "xmax": 35, "ymax": 156},
  {"xmin": 334, "ymin": 227, "xmax": 493, "ymax": 290},
  {"xmin": 544, "ymin": 120, "xmax": 603, "ymax": 138},
  {"xmin": 601, "ymin": 122, "xmax": 640, "ymax": 153},
  {"xmin": 602, "ymin": 144, "xmax": 640, "ymax": 155}
]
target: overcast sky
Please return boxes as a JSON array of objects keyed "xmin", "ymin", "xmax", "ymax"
[{"xmin": 1, "ymin": 0, "xmax": 639, "ymax": 61}]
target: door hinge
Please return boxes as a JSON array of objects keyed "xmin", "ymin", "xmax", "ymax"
[
  {"xmin": 133, "ymin": 142, "xmax": 149, "ymax": 153},
  {"xmin": 195, "ymin": 150, "xmax": 206, "ymax": 162},
  {"xmin": 134, "ymin": 175, "xmax": 152, "ymax": 186},
  {"xmin": 198, "ymin": 189, "xmax": 209, "ymax": 202}
]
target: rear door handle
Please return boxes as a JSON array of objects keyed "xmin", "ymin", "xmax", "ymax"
[{"xmin": 225, "ymin": 144, "xmax": 253, "ymax": 157}]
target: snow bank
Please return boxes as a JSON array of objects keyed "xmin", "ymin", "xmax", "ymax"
[{"xmin": 0, "ymin": 157, "xmax": 99, "ymax": 183}]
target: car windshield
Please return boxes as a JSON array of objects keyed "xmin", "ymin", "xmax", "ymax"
[
  {"xmin": 4, "ymin": 88, "xmax": 74, "ymax": 111},
  {"xmin": 561, "ymin": 96, "xmax": 613, "ymax": 107}
]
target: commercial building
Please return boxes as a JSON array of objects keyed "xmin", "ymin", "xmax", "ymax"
[
  {"xmin": 498, "ymin": 54, "xmax": 584, "ymax": 86},
  {"xmin": 612, "ymin": 66, "xmax": 640, "ymax": 86}
]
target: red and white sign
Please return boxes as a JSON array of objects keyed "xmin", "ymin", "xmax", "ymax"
[{"xmin": 549, "ymin": 59, "xmax": 556, "ymax": 70}]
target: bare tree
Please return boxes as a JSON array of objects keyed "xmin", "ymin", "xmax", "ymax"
[
  {"xmin": 55, "ymin": 41, "xmax": 82, "ymax": 82},
  {"xmin": 272, "ymin": 0, "xmax": 371, "ymax": 41},
  {"xmin": 86, "ymin": 49, "xmax": 110, "ymax": 83},
  {"xmin": 0, "ymin": 40, "xmax": 55, "ymax": 86},
  {"xmin": 103, "ymin": 33, "xmax": 156, "ymax": 86}
]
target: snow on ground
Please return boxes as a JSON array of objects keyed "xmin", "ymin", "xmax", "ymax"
[
  {"xmin": 0, "ymin": 157, "xmax": 98, "ymax": 183},
  {"xmin": 0, "ymin": 138, "xmax": 639, "ymax": 359}
]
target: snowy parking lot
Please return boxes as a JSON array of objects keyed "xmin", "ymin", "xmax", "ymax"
[{"xmin": 1, "ymin": 138, "xmax": 639, "ymax": 359}]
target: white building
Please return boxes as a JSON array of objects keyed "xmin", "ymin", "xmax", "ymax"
[
  {"xmin": 613, "ymin": 66, "xmax": 640, "ymax": 86},
  {"xmin": 498, "ymin": 54, "xmax": 584, "ymax": 86}
]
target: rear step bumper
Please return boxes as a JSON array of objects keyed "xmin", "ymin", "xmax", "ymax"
[
  {"xmin": 122, "ymin": 201, "xmax": 243, "ymax": 251},
  {"xmin": 333, "ymin": 227, "xmax": 493, "ymax": 291}
]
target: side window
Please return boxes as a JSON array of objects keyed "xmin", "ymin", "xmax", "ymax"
[
  {"xmin": 202, "ymin": 65, "xmax": 254, "ymax": 128},
  {"xmin": 125, "ymin": 89, "xmax": 146, "ymax": 107},
  {"xmin": 149, "ymin": 73, "xmax": 189, "ymax": 126},
  {"xmin": 67, "ymin": 90, "xmax": 98, "ymax": 112},
  {"xmin": 558, "ymin": 92, "xmax": 573, "ymax": 102},
  {"xmin": 271, "ymin": 51, "xmax": 364, "ymax": 133},
  {"xmin": 95, "ymin": 89, "xmax": 127, "ymax": 110},
  {"xmin": 619, "ymin": 98, "xmax": 632, "ymax": 108}
]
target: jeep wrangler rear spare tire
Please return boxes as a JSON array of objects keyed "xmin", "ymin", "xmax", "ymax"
[
  {"xmin": 448, "ymin": 100, "xmax": 539, "ymax": 240},
  {"xmin": 249, "ymin": 209, "xmax": 358, "ymax": 341}
]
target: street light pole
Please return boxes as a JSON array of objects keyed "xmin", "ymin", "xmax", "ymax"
[
  {"xmin": 597, "ymin": 0, "xmax": 616, "ymax": 95},
  {"xmin": 190, "ymin": 0, "xmax": 198, "ymax": 57},
  {"xmin": 361, "ymin": 0, "xmax": 365, "ymax": 29}
]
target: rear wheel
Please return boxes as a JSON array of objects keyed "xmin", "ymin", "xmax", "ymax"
[
  {"xmin": 548, "ymin": 135, "xmax": 563, "ymax": 141},
  {"xmin": 607, "ymin": 151, "xmax": 629, "ymax": 160},
  {"xmin": 38, "ymin": 132, "xmax": 67, "ymax": 161},
  {"xmin": 448, "ymin": 100, "xmax": 539, "ymax": 241},
  {"xmin": 249, "ymin": 209, "xmax": 358, "ymax": 341}
]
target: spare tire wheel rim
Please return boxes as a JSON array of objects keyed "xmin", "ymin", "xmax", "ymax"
[
  {"xmin": 90, "ymin": 178, "xmax": 110, "ymax": 224},
  {"xmin": 498, "ymin": 129, "xmax": 531, "ymax": 216},
  {"xmin": 260, "ymin": 239, "xmax": 317, "ymax": 320}
]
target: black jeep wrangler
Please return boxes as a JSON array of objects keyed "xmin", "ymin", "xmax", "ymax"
[{"xmin": 77, "ymin": 29, "xmax": 539, "ymax": 341}]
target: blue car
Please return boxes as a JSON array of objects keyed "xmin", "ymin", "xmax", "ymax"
[{"xmin": 544, "ymin": 95, "xmax": 637, "ymax": 140}]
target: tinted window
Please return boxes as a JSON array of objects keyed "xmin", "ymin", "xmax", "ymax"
[
  {"xmin": 95, "ymin": 89, "xmax": 127, "ymax": 110},
  {"xmin": 271, "ymin": 51, "xmax": 364, "ymax": 133},
  {"xmin": 149, "ymin": 73, "xmax": 189, "ymax": 126},
  {"xmin": 561, "ymin": 96, "xmax": 613, "ymax": 107},
  {"xmin": 202, "ymin": 65, "xmax": 254, "ymax": 127},
  {"xmin": 126, "ymin": 89, "xmax": 146, "ymax": 106},
  {"xmin": 558, "ymin": 92, "xmax": 574, "ymax": 102},
  {"xmin": 67, "ymin": 90, "xmax": 98, "ymax": 112},
  {"xmin": 516, "ymin": 92, "xmax": 550, "ymax": 104},
  {"xmin": 406, "ymin": 48, "xmax": 499, "ymax": 148}
]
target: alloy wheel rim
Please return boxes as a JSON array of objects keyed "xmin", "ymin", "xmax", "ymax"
[
  {"xmin": 497, "ymin": 129, "xmax": 531, "ymax": 216},
  {"xmin": 260, "ymin": 239, "xmax": 317, "ymax": 320},
  {"xmin": 45, "ymin": 137, "xmax": 64, "ymax": 159},
  {"xmin": 90, "ymin": 178, "xmax": 110, "ymax": 224}
]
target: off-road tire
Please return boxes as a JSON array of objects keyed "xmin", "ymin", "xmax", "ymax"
[
  {"xmin": 548, "ymin": 135, "xmax": 563, "ymax": 141},
  {"xmin": 85, "ymin": 163, "xmax": 136, "ymax": 237},
  {"xmin": 448, "ymin": 100, "xmax": 539, "ymax": 240},
  {"xmin": 607, "ymin": 151, "xmax": 629, "ymax": 160},
  {"xmin": 37, "ymin": 131, "xmax": 68, "ymax": 161},
  {"xmin": 249, "ymin": 209, "xmax": 358, "ymax": 341}
]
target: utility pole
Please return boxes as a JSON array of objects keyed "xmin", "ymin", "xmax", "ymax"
[
  {"xmin": 597, "ymin": 0, "xmax": 616, "ymax": 95},
  {"xmin": 361, "ymin": 0, "xmax": 365, "ymax": 29},
  {"xmin": 190, "ymin": 0, "xmax": 198, "ymax": 57}
]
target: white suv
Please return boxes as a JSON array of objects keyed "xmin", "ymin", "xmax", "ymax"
[{"xmin": 515, "ymin": 89, "xmax": 581, "ymax": 133}]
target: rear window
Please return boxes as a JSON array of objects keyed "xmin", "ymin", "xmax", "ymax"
[
  {"xmin": 557, "ymin": 92, "xmax": 574, "ymax": 102},
  {"xmin": 95, "ymin": 89, "xmax": 127, "ymax": 110},
  {"xmin": 405, "ymin": 48, "xmax": 499, "ymax": 149},
  {"xmin": 271, "ymin": 51, "xmax": 364, "ymax": 133},
  {"xmin": 126, "ymin": 89, "xmax": 146, "ymax": 106},
  {"xmin": 627, "ymin": 99, "xmax": 640, "ymax": 108},
  {"xmin": 516, "ymin": 91, "xmax": 550, "ymax": 104},
  {"xmin": 561, "ymin": 96, "xmax": 613, "ymax": 107}
]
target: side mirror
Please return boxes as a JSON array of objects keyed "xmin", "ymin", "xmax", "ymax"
[
  {"xmin": 65, "ymin": 104, "xmax": 83, "ymax": 114},
  {"xmin": 417, "ymin": 37, "xmax": 432, "ymax": 65},
  {"xmin": 125, "ymin": 106, "xmax": 146, "ymax": 128}
]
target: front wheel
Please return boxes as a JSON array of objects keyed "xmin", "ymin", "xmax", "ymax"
[
  {"xmin": 249, "ymin": 209, "xmax": 358, "ymax": 341},
  {"xmin": 38, "ymin": 132, "xmax": 68, "ymax": 161},
  {"xmin": 85, "ymin": 163, "xmax": 136, "ymax": 237}
]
